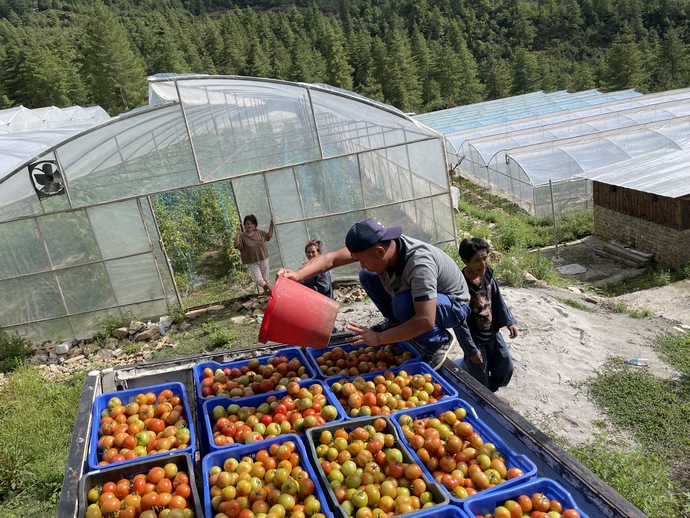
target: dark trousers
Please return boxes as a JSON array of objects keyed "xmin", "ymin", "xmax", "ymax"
[{"xmin": 359, "ymin": 270, "xmax": 469, "ymax": 351}]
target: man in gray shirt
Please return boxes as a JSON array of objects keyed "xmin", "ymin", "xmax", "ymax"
[{"xmin": 277, "ymin": 218, "xmax": 470, "ymax": 369}]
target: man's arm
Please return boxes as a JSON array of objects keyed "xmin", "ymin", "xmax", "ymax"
[
  {"xmin": 347, "ymin": 298, "xmax": 436, "ymax": 346},
  {"xmin": 278, "ymin": 246, "xmax": 355, "ymax": 282}
]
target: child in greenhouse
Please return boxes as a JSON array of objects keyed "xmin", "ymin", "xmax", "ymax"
[{"xmin": 299, "ymin": 239, "xmax": 333, "ymax": 299}]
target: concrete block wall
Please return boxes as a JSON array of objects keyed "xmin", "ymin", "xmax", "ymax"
[{"xmin": 594, "ymin": 206, "xmax": 690, "ymax": 267}]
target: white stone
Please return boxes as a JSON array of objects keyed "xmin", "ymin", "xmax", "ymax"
[{"xmin": 557, "ymin": 263, "xmax": 588, "ymax": 275}]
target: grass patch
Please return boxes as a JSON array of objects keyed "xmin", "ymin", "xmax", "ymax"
[
  {"xmin": 182, "ymin": 276, "xmax": 250, "ymax": 309},
  {"xmin": 0, "ymin": 367, "xmax": 84, "ymax": 515},
  {"xmin": 151, "ymin": 315, "xmax": 260, "ymax": 362},
  {"xmin": 604, "ymin": 261, "xmax": 690, "ymax": 296},
  {"xmin": 652, "ymin": 333, "xmax": 690, "ymax": 376},
  {"xmin": 555, "ymin": 297, "xmax": 595, "ymax": 312},
  {"xmin": 578, "ymin": 354, "xmax": 690, "ymax": 516},
  {"xmin": 568, "ymin": 435, "xmax": 681, "ymax": 516}
]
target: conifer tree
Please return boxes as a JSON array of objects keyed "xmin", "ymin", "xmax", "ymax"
[
  {"xmin": 321, "ymin": 21, "xmax": 353, "ymax": 90},
  {"xmin": 78, "ymin": 1, "xmax": 147, "ymax": 114}
]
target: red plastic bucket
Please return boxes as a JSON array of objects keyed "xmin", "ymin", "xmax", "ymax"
[{"xmin": 258, "ymin": 275, "xmax": 339, "ymax": 348}]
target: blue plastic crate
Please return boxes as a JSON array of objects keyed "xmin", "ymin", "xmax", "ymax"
[
  {"xmin": 390, "ymin": 397, "xmax": 537, "ymax": 507},
  {"xmin": 199, "ymin": 379, "xmax": 344, "ymax": 454},
  {"xmin": 303, "ymin": 414, "xmax": 450, "ymax": 518},
  {"xmin": 79, "ymin": 452, "xmax": 203, "ymax": 518},
  {"xmin": 193, "ymin": 347, "xmax": 318, "ymax": 410},
  {"xmin": 201, "ymin": 434, "xmax": 334, "ymax": 518},
  {"xmin": 461, "ymin": 477, "xmax": 591, "ymax": 518},
  {"xmin": 327, "ymin": 362, "xmax": 459, "ymax": 420},
  {"xmin": 88, "ymin": 381, "xmax": 196, "ymax": 472},
  {"xmin": 305, "ymin": 341, "xmax": 421, "ymax": 381}
]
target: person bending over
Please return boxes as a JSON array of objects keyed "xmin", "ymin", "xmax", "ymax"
[{"xmin": 278, "ymin": 218, "xmax": 470, "ymax": 370}]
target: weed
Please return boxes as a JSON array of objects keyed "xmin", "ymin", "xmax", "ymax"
[
  {"xmin": 652, "ymin": 333, "xmax": 690, "ymax": 376},
  {"xmin": 493, "ymin": 254, "xmax": 525, "ymax": 287},
  {"xmin": 604, "ymin": 299, "xmax": 628, "ymax": 313},
  {"xmin": 122, "ymin": 342, "xmax": 140, "ymax": 355},
  {"xmin": 0, "ymin": 328, "xmax": 33, "ymax": 374},
  {"xmin": 555, "ymin": 297, "xmax": 594, "ymax": 312},
  {"xmin": 629, "ymin": 308, "xmax": 651, "ymax": 318},
  {"xmin": 653, "ymin": 269, "xmax": 672, "ymax": 287},
  {"xmin": 98, "ymin": 310, "xmax": 135, "ymax": 336},
  {"xmin": 201, "ymin": 321, "xmax": 237, "ymax": 349}
]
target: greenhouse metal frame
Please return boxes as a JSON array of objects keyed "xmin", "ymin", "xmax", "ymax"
[{"xmin": 0, "ymin": 75, "xmax": 455, "ymax": 342}]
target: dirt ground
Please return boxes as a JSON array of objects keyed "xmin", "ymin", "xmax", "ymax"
[{"xmin": 331, "ymin": 238, "xmax": 690, "ymax": 446}]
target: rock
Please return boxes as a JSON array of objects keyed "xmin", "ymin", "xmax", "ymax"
[
  {"xmin": 65, "ymin": 355, "xmax": 85, "ymax": 365},
  {"xmin": 111, "ymin": 327, "xmax": 128, "ymax": 339},
  {"xmin": 82, "ymin": 342, "xmax": 100, "ymax": 356},
  {"xmin": 231, "ymin": 302, "xmax": 243, "ymax": 312},
  {"xmin": 96, "ymin": 349, "xmax": 114, "ymax": 360},
  {"xmin": 67, "ymin": 346, "xmax": 83, "ymax": 359},
  {"xmin": 557, "ymin": 264, "xmax": 588, "ymax": 275},
  {"xmin": 112, "ymin": 348, "xmax": 124, "ymax": 358},
  {"xmin": 102, "ymin": 337, "xmax": 120, "ymax": 350},
  {"xmin": 158, "ymin": 315, "xmax": 174, "ymax": 331},
  {"xmin": 56, "ymin": 342, "xmax": 71, "ymax": 355},
  {"xmin": 566, "ymin": 286, "xmax": 583, "ymax": 294},
  {"xmin": 185, "ymin": 309, "xmax": 207, "ymax": 320},
  {"xmin": 230, "ymin": 316, "xmax": 247, "ymax": 324},
  {"xmin": 75, "ymin": 331, "xmax": 95, "ymax": 342},
  {"xmin": 179, "ymin": 322, "xmax": 192, "ymax": 332},
  {"xmin": 135, "ymin": 327, "xmax": 160, "ymax": 341},
  {"xmin": 523, "ymin": 272, "xmax": 539, "ymax": 284},
  {"xmin": 129, "ymin": 320, "xmax": 146, "ymax": 334}
]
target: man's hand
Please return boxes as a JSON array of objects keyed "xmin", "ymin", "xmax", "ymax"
[
  {"xmin": 345, "ymin": 321, "xmax": 381, "ymax": 347},
  {"xmin": 470, "ymin": 351, "xmax": 483, "ymax": 364},
  {"xmin": 276, "ymin": 268, "xmax": 297, "ymax": 281}
]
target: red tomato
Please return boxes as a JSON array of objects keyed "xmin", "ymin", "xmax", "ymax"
[
  {"xmin": 175, "ymin": 483, "xmax": 192, "ymax": 499},
  {"xmin": 140, "ymin": 491, "xmax": 159, "ymax": 511},
  {"xmin": 562, "ymin": 510, "xmax": 581, "ymax": 518}
]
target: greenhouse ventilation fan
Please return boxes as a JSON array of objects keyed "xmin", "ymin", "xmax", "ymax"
[{"xmin": 29, "ymin": 160, "xmax": 65, "ymax": 199}]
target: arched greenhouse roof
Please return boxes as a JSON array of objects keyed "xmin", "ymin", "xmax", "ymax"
[
  {"xmin": 496, "ymin": 118, "xmax": 690, "ymax": 187},
  {"xmin": 0, "ymin": 75, "xmax": 455, "ymax": 342}
]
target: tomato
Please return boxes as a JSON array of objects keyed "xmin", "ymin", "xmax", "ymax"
[
  {"xmin": 169, "ymin": 494, "xmax": 188, "ymax": 509},
  {"xmin": 175, "ymin": 482, "xmax": 192, "ymax": 499},
  {"xmin": 100, "ymin": 496, "xmax": 121, "ymax": 514},
  {"xmin": 532, "ymin": 493, "xmax": 551, "ymax": 512},
  {"xmin": 158, "ymin": 389, "xmax": 174, "ymax": 403},
  {"xmin": 87, "ymin": 486, "xmax": 101, "ymax": 503},
  {"xmin": 140, "ymin": 491, "xmax": 159, "ymax": 511},
  {"xmin": 562, "ymin": 510, "xmax": 581, "ymax": 518},
  {"xmin": 493, "ymin": 506, "xmax": 512, "ymax": 518},
  {"xmin": 148, "ymin": 466, "xmax": 166, "ymax": 484},
  {"xmin": 115, "ymin": 479, "xmax": 131, "ymax": 499},
  {"xmin": 119, "ymin": 505, "xmax": 137, "ymax": 518},
  {"xmin": 518, "ymin": 494, "xmax": 533, "ymax": 512},
  {"xmin": 157, "ymin": 478, "xmax": 173, "ymax": 494},
  {"xmin": 84, "ymin": 504, "xmax": 103, "ymax": 518},
  {"xmin": 503, "ymin": 499, "xmax": 523, "ymax": 518},
  {"xmin": 102, "ymin": 481, "xmax": 117, "ymax": 494}
]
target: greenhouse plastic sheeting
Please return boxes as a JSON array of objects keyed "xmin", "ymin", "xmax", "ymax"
[{"xmin": 0, "ymin": 75, "xmax": 455, "ymax": 341}]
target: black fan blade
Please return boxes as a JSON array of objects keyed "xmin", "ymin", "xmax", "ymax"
[{"xmin": 33, "ymin": 173, "xmax": 48, "ymax": 185}]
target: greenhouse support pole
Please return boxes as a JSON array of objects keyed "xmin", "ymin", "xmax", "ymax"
[{"xmin": 549, "ymin": 180, "xmax": 558, "ymax": 256}]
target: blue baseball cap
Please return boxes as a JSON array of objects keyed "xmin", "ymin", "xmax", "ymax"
[{"xmin": 345, "ymin": 218, "xmax": 403, "ymax": 253}]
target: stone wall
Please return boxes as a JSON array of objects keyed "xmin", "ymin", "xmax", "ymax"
[{"xmin": 594, "ymin": 206, "xmax": 690, "ymax": 267}]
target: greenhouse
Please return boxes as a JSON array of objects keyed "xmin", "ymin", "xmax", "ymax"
[
  {"xmin": 416, "ymin": 87, "xmax": 690, "ymax": 216},
  {"xmin": 0, "ymin": 75, "xmax": 454, "ymax": 342}
]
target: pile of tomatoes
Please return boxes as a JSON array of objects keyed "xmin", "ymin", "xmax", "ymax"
[
  {"xmin": 329, "ymin": 370, "xmax": 446, "ymax": 418},
  {"xmin": 96, "ymin": 389, "xmax": 192, "ymax": 466},
  {"xmin": 209, "ymin": 382, "xmax": 339, "ymax": 448},
  {"xmin": 396, "ymin": 407, "xmax": 524, "ymax": 500},
  {"xmin": 206, "ymin": 439, "xmax": 325, "ymax": 518},
  {"xmin": 313, "ymin": 417, "xmax": 442, "ymax": 518},
  {"xmin": 84, "ymin": 462, "xmax": 195, "ymax": 518},
  {"xmin": 474, "ymin": 492, "xmax": 582, "ymax": 518},
  {"xmin": 312, "ymin": 344, "xmax": 417, "ymax": 377}
]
